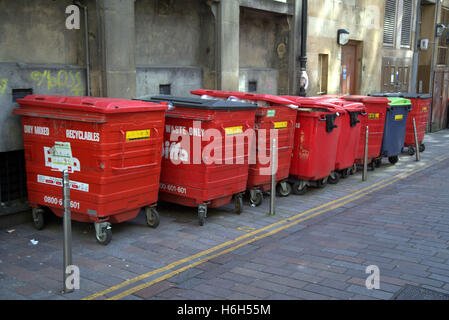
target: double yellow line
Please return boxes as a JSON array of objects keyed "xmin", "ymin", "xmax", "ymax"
[{"xmin": 84, "ymin": 152, "xmax": 449, "ymax": 300}]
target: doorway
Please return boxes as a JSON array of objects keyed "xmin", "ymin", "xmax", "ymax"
[{"xmin": 340, "ymin": 42, "xmax": 359, "ymax": 95}]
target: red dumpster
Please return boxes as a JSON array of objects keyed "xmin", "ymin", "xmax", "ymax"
[
  {"xmin": 403, "ymin": 94, "xmax": 431, "ymax": 154},
  {"xmin": 302, "ymin": 97, "xmax": 366, "ymax": 182},
  {"xmin": 282, "ymin": 97, "xmax": 342, "ymax": 195},
  {"xmin": 191, "ymin": 89, "xmax": 297, "ymax": 206},
  {"xmin": 342, "ymin": 96, "xmax": 389, "ymax": 169},
  {"xmin": 13, "ymin": 95, "xmax": 168, "ymax": 245},
  {"xmin": 138, "ymin": 95, "xmax": 258, "ymax": 226}
]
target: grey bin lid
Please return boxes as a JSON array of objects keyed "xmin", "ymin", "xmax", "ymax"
[
  {"xmin": 137, "ymin": 95, "xmax": 258, "ymax": 110},
  {"xmin": 369, "ymin": 92, "xmax": 432, "ymax": 99}
]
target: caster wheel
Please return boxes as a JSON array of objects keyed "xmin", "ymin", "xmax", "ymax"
[
  {"xmin": 388, "ymin": 155, "xmax": 399, "ymax": 165},
  {"xmin": 276, "ymin": 182, "xmax": 292, "ymax": 197},
  {"xmin": 316, "ymin": 178, "xmax": 327, "ymax": 188},
  {"xmin": 249, "ymin": 190, "xmax": 263, "ymax": 207},
  {"xmin": 95, "ymin": 223, "xmax": 112, "ymax": 245},
  {"xmin": 198, "ymin": 205, "xmax": 207, "ymax": 226},
  {"xmin": 374, "ymin": 159, "xmax": 382, "ymax": 168},
  {"xmin": 419, "ymin": 144, "xmax": 425, "ymax": 153},
  {"xmin": 408, "ymin": 147, "xmax": 415, "ymax": 156},
  {"xmin": 145, "ymin": 206, "xmax": 160, "ymax": 228},
  {"xmin": 292, "ymin": 181, "xmax": 308, "ymax": 195},
  {"xmin": 32, "ymin": 208, "xmax": 45, "ymax": 230},
  {"xmin": 351, "ymin": 164, "xmax": 357, "ymax": 175},
  {"xmin": 368, "ymin": 161, "xmax": 376, "ymax": 171},
  {"xmin": 235, "ymin": 195, "xmax": 243, "ymax": 215},
  {"xmin": 328, "ymin": 171, "xmax": 340, "ymax": 184},
  {"xmin": 340, "ymin": 168, "xmax": 350, "ymax": 179}
]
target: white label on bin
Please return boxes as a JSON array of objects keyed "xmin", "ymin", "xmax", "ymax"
[
  {"xmin": 38, "ymin": 174, "xmax": 89, "ymax": 192},
  {"xmin": 44, "ymin": 142, "xmax": 80, "ymax": 173},
  {"xmin": 66, "ymin": 129, "xmax": 100, "ymax": 142},
  {"xmin": 24, "ymin": 125, "xmax": 50, "ymax": 136}
]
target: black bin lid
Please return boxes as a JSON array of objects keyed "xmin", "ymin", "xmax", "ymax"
[
  {"xmin": 369, "ymin": 92, "xmax": 432, "ymax": 99},
  {"xmin": 137, "ymin": 95, "xmax": 258, "ymax": 110}
]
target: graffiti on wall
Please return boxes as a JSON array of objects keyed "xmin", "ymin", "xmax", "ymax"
[
  {"xmin": 0, "ymin": 78, "xmax": 8, "ymax": 95},
  {"xmin": 30, "ymin": 70, "xmax": 84, "ymax": 95}
]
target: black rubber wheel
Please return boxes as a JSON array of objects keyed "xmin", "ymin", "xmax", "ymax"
[
  {"xmin": 368, "ymin": 161, "xmax": 375, "ymax": 171},
  {"xmin": 198, "ymin": 205, "xmax": 207, "ymax": 226},
  {"xmin": 292, "ymin": 181, "xmax": 307, "ymax": 195},
  {"xmin": 374, "ymin": 159, "xmax": 382, "ymax": 168},
  {"xmin": 32, "ymin": 208, "xmax": 45, "ymax": 230},
  {"xmin": 340, "ymin": 169, "xmax": 349, "ymax": 179},
  {"xmin": 316, "ymin": 178, "xmax": 327, "ymax": 188},
  {"xmin": 350, "ymin": 164, "xmax": 357, "ymax": 175},
  {"xmin": 276, "ymin": 182, "xmax": 292, "ymax": 197},
  {"xmin": 249, "ymin": 191, "xmax": 263, "ymax": 206},
  {"xmin": 388, "ymin": 155, "xmax": 399, "ymax": 165},
  {"xmin": 419, "ymin": 144, "xmax": 425, "ymax": 153},
  {"xmin": 328, "ymin": 171, "xmax": 340, "ymax": 184},
  {"xmin": 145, "ymin": 207, "xmax": 160, "ymax": 228},
  {"xmin": 235, "ymin": 195, "xmax": 243, "ymax": 215},
  {"xmin": 96, "ymin": 228, "xmax": 112, "ymax": 245},
  {"xmin": 408, "ymin": 147, "xmax": 415, "ymax": 156}
]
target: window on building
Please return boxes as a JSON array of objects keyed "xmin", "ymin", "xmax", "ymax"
[
  {"xmin": 159, "ymin": 84, "xmax": 171, "ymax": 95},
  {"xmin": 383, "ymin": 0, "xmax": 397, "ymax": 46},
  {"xmin": 437, "ymin": 8, "xmax": 449, "ymax": 66},
  {"xmin": 318, "ymin": 54, "xmax": 328, "ymax": 95},
  {"xmin": 248, "ymin": 81, "xmax": 257, "ymax": 93},
  {"xmin": 383, "ymin": 0, "xmax": 413, "ymax": 48}
]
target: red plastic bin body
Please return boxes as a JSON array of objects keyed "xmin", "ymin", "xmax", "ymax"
[
  {"xmin": 308, "ymin": 97, "xmax": 365, "ymax": 171},
  {"xmin": 155, "ymin": 101, "xmax": 257, "ymax": 208},
  {"xmin": 284, "ymin": 98, "xmax": 342, "ymax": 181},
  {"xmin": 404, "ymin": 98, "xmax": 431, "ymax": 147},
  {"xmin": 13, "ymin": 95, "xmax": 167, "ymax": 224},
  {"xmin": 342, "ymin": 96, "xmax": 389, "ymax": 164},
  {"xmin": 191, "ymin": 89, "xmax": 297, "ymax": 191}
]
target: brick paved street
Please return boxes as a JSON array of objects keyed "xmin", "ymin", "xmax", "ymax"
[{"xmin": 1, "ymin": 130, "xmax": 449, "ymax": 300}]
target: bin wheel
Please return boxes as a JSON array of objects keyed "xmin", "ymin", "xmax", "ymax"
[
  {"xmin": 368, "ymin": 161, "xmax": 375, "ymax": 171},
  {"xmin": 317, "ymin": 178, "xmax": 327, "ymax": 188},
  {"xmin": 276, "ymin": 182, "xmax": 292, "ymax": 197},
  {"xmin": 419, "ymin": 144, "xmax": 425, "ymax": 153},
  {"xmin": 350, "ymin": 164, "xmax": 357, "ymax": 175},
  {"xmin": 388, "ymin": 155, "xmax": 399, "ymax": 165},
  {"xmin": 408, "ymin": 147, "xmax": 416, "ymax": 156},
  {"xmin": 249, "ymin": 190, "xmax": 263, "ymax": 207},
  {"xmin": 198, "ymin": 205, "xmax": 207, "ymax": 226},
  {"xmin": 341, "ymin": 168, "xmax": 351, "ymax": 179},
  {"xmin": 95, "ymin": 223, "xmax": 112, "ymax": 245},
  {"xmin": 235, "ymin": 195, "xmax": 243, "ymax": 215},
  {"xmin": 292, "ymin": 181, "xmax": 307, "ymax": 195},
  {"xmin": 328, "ymin": 171, "xmax": 340, "ymax": 184},
  {"xmin": 145, "ymin": 207, "xmax": 160, "ymax": 228},
  {"xmin": 374, "ymin": 159, "xmax": 382, "ymax": 168},
  {"xmin": 32, "ymin": 208, "xmax": 45, "ymax": 230}
]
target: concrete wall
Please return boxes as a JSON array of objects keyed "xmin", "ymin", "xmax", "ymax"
[{"xmin": 307, "ymin": 0, "xmax": 384, "ymax": 95}]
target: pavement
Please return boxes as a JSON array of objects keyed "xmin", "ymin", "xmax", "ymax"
[{"xmin": 1, "ymin": 130, "xmax": 449, "ymax": 300}]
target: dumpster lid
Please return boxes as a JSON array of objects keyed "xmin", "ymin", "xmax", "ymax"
[
  {"xmin": 16, "ymin": 95, "xmax": 168, "ymax": 113},
  {"xmin": 342, "ymin": 95, "xmax": 391, "ymax": 104},
  {"xmin": 191, "ymin": 89, "xmax": 298, "ymax": 109},
  {"xmin": 139, "ymin": 95, "xmax": 258, "ymax": 110},
  {"xmin": 387, "ymin": 97, "xmax": 412, "ymax": 106},
  {"xmin": 370, "ymin": 92, "xmax": 432, "ymax": 99},
  {"xmin": 282, "ymin": 96, "xmax": 341, "ymax": 113},
  {"xmin": 299, "ymin": 97, "xmax": 365, "ymax": 112}
]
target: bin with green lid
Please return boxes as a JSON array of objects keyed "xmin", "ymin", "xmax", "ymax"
[{"xmin": 380, "ymin": 97, "xmax": 411, "ymax": 164}]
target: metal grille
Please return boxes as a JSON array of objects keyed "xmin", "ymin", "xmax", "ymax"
[
  {"xmin": 400, "ymin": 0, "xmax": 413, "ymax": 47},
  {"xmin": 383, "ymin": 0, "xmax": 397, "ymax": 45},
  {"xmin": 248, "ymin": 81, "xmax": 257, "ymax": 93},
  {"xmin": 0, "ymin": 150, "xmax": 27, "ymax": 204}
]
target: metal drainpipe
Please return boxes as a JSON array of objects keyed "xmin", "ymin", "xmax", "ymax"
[
  {"xmin": 410, "ymin": 0, "xmax": 421, "ymax": 94},
  {"xmin": 75, "ymin": 1, "xmax": 91, "ymax": 96},
  {"xmin": 299, "ymin": 0, "xmax": 308, "ymax": 97}
]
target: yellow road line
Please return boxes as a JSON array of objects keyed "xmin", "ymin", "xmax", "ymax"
[
  {"xmin": 108, "ymin": 153, "xmax": 449, "ymax": 300},
  {"xmin": 84, "ymin": 152, "xmax": 449, "ymax": 300}
]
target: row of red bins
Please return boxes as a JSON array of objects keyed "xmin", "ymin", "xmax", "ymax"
[{"xmin": 13, "ymin": 91, "xmax": 430, "ymax": 245}]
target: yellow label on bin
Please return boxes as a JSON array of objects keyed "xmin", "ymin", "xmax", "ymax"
[
  {"xmin": 422, "ymin": 107, "xmax": 428, "ymax": 111},
  {"xmin": 368, "ymin": 113, "xmax": 379, "ymax": 120},
  {"xmin": 126, "ymin": 129, "xmax": 151, "ymax": 141},
  {"xmin": 225, "ymin": 126, "xmax": 243, "ymax": 135},
  {"xmin": 394, "ymin": 114, "xmax": 403, "ymax": 121},
  {"xmin": 274, "ymin": 121, "xmax": 288, "ymax": 129}
]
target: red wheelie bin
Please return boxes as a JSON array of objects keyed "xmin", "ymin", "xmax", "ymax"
[
  {"xmin": 138, "ymin": 95, "xmax": 258, "ymax": 226},
  {"xmin": 13, "ymin": 95, "xmax": 168, "ymax": 245},
  {"xmin": 282, "ymin": 97, "xmax": 342, "ymax": 195},
  {"xmin": 304, "ymin": 97, "xmax": 366, "ymax": 183},
  {"xmin": 342, "ymin": 96, "xmax": 389, "ymax": 170},
  {"xmin": 191, "ymin": 89, "xmax": 297, "ymax": 207}
]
